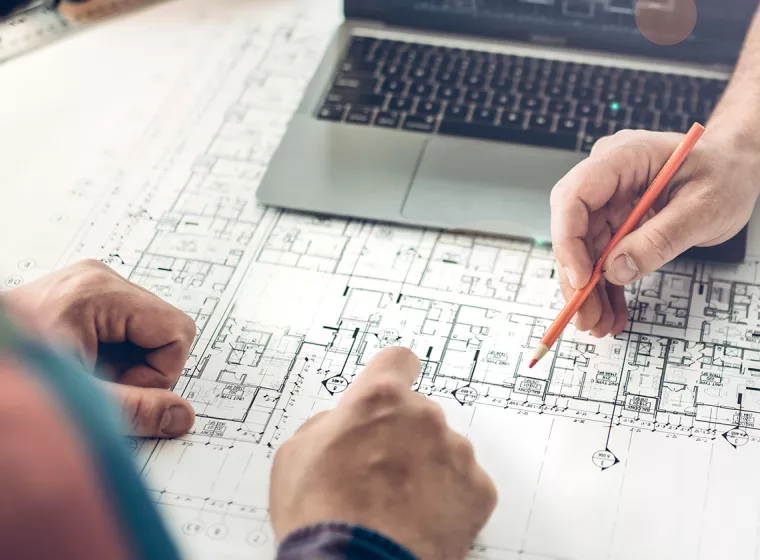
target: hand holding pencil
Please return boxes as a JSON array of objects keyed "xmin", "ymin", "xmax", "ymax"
[
  {"xmin": 532, "ymin": 123, "xmax": 706, "ymax": 367},
  {"xmin": 550, "ymin": 120, "xmax": 760, "ymax": 341}
]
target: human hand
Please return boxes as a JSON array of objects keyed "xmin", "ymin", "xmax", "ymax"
[
  {"xmin": 269, "ymin": 347, "xmax": 497, "ymax": 560},
  {"xmin": 550, "ymin": 129, "xmax": 760, "ymax": 338},
  {"xmin": 3, "ymin": 259, "xmax": 196, "ymax": 437}
]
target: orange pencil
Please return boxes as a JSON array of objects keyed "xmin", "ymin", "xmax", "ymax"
[{"xmin": 529, "ymin": 122, "xmax": 706, "ymax": 369}]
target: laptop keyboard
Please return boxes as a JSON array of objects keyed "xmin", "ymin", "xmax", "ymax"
[{"xmin": 317, "ymin": 36, "xmax": 728, "ymax": 153}]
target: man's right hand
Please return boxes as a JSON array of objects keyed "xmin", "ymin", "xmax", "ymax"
[
  {"xmin": 550, "ymin": 129, "xmax": 760, "ymax": 338},
  {"xmin": 269, "ymin": 347, "xmax": 497, "ymax": 560}
]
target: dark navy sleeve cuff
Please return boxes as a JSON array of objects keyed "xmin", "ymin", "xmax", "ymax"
[{"xmin": 276, "ymin": 522, "xmax": 418, "ymax": 560}]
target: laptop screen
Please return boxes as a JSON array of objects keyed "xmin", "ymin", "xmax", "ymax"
[{"xmin": 345, "ymin": 0, "xmax": 759, "ymax": 66}]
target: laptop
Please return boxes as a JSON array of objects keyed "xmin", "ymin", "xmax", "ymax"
[{"xmin": 258, "ymin": 0, "xmax": 757, "ymax": 263}]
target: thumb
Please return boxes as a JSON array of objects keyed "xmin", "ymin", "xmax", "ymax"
[
  {"xmin": 604, "ymin": 195, "xmax": 704, "ymax": 285},
  {"xmin": 107, "ymin": 383, "xmax": 195, "ymax": 438}
]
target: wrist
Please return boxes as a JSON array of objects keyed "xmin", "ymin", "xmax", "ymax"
[
  {"xmin": 277, "ymin": 522, "xmax": 418, "ymax": 560},
  {"xmin": 705, "ymin": 88, "xmax": 760, "ymax": 155}
]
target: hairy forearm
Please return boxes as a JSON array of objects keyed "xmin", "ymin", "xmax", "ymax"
[{"xmin": 708, "ymin": 7, "xmax": 760, "ymax": 150}]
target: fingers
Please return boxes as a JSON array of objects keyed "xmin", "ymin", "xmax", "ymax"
[
  {"xmin": 589, "ymin": 281, "xmax": 615, "ymax": 338},
  {"xmin": 608, "ymin": 284, "xmax": 629, "ymax": 335},
  {"xmin": 603, "ymin": 195, "xmax": 703, "ymax": 285},
  {"xmin": 119, "ymin": 295, "xmax": 196, "ymax": 388},
  {"xmin": 551, "ymin": 131, "xmax": 683, "ymax": 289},
  {"xmin": 558, "ymin": 262, "xmax": 601, "ymax": 332},
  {"xmin": 108, "ymin": 383, "xmax": 195, "ymax": 438},
  {"xmin": 558, "ymin": 261, "xmax": 628, "ymax": 338},
  {"xmin": 343, "ymin": 347, "xmax": 421, "ymax": 399}
]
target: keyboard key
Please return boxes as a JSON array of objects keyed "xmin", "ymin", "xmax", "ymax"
[
  {"xmin": 529, "ymin": 114, "xmax": 552, "ymax": 131},
  {"xmin": 581, "ymin": 135, "xmax": 600, "ymax": 153},
  {"xmin": 445, "ymin": 104, "xmax": 470, "ymax": 120},
  {"xmin": 465, "ymin": 90, "xmax": 489, "ymax": 104},
  {"xmin": 388, "ymin": 97, "xmax": 414, "ymax": 112},
  {"xmin": 409, "ymin": 67, "xmax": 433, "ymax": 81},
  {"xmin": 586, "ymin": 121, "xmax": 611, "ymax": 136},
  {"xmin": 558, "ymin": 118, "xmax": 581, "ymax": 135},
  {"xmin": 631, "ymin": 109, "xmax": 656, "ymax": 126},
  {"xmin": 472, "ymin": 107, "xmax": 497, "ymax": 125},
  {"xmin": 492, "ymin": 75, "xmax": 515, "ymax": 91},
  {"xmin": 600, "ymin": 90, "xmax": 628, "ymax": 106},
  {"xmin": 340, "ymin": 60, "xmax": 379, "ymax": 75},
  {"xmin": 346, "ymin": 109, "xmax": 373, "ymax": 125},
  {"xmin": 416, "ymin": 101, "xmax": 442, "ymax": 115},
  {"xmin": 643, "ymin": 76, "xmax": 667, "ymax": 93},
  {"xmin": 384, "ymin": 64, "xmax": 404, "ymax": 78},
  {"xmin": 589, "ymin": 75, "xmax": 609, "ymax": 89},
  {"xmin": 520, "ymin": 81, "xmax": 542, "ymax": 95},
  {"xmin": 604, "ymin": 104, "xmax": 628, "ymax": 121},
  {"xmin": 545, "ymin": 84, "xmax": 568, "ymax": 99},
  {"xmin": 520, "ymin": 96, "xmax": 541, "ymax": 111},
  {"xmin": 381, "ymin": 79, "xmax": 404, "ymax": 94},
  {"xmin": 629, "ymin": 93, "xmax": 651, "ymax": 108},
  {"xmin": 375, "ymin": 111, "xmax": 400, "ymax": 128},
  {"xmin": 463, "ymin": 75, "xmax": 485, "ymax": 88},
  {"xmin": 317, "ymin": 104, "xmax": 345, "ymax": 121},
  {"xmin": 492, "ymin": 92, "xmax": 516, "ymax": 108},
  {"xmin": 403, "ymin": 114, "xmax": 437, "ymax": 133},
  {"xmin": 572, "ymin": 87, "xmax": 597, "ymax": 101},
  {"xmin": 437, "ymin": 86, "xmax": 463, "ymax": 101},
  {"xmin": 437, "ymin": 70, "xmax": 460, "ymax": 85},
  {"xmin": 409, "ymin": 83, "xmax": 433, "ymax": 97},
  {"xmin": 660, "ymin": 113, "xmax": 686, "ymax": 131},
  {"xmin": 576, "ymin": 102, "xmax": 600, "ymax": 118},
  {"xmin": 501, "ymin": 111, "xmax": 524, "ymax": 129},
  {"xmin": 548, "ymin": 99, "xmax": 571, "ymax": 114},
  {"xmin": 334, "ymin": 74, "xmax": 379, "ymax": 92},
  {"xmin": 672, "ymin": 81, "xmax": 697, "ymax": 98},
  {"xmin": 439, "ymin": 118, "xmax": 577, "ymax": 150},
  {"xmin": 326, "ymin": 92, "xmax": 386, "ymax": 107}
]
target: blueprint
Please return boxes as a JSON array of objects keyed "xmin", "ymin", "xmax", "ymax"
[{"xmin": 4, "ymin": 1, "xmax": 760, "ymax": 559}]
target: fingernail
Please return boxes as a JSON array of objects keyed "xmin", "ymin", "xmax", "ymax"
[
  {"xmin": 564, "ymin": 266, "xmax": 580, "ymax": 289},
  {"xmin": 611, "ymin": 254, "xmax": 639, "ymax": 284},
  {"xmin": 160, "ymin": 405, "xmax": 194, "ymax": 437}
]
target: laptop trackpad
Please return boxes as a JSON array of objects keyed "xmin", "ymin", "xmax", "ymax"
[{"xmin": 402, "ymin": 137, "xmax": 586, "ymax": 239}]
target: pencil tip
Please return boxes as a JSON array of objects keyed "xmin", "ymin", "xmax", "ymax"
[{"xmin": 529, "ymin": 358, "xmax": 537, "ymax": 369}]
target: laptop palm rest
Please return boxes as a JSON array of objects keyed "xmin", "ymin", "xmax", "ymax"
[{"xmin": 402, "ymin": 137, "xmax": 586, "ymax": 240}]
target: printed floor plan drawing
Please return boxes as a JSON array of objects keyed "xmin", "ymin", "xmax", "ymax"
[{"xmin": 6, "ymin": 2, "xmax": 760, "ymax": 559}]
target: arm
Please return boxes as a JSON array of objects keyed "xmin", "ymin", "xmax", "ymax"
[
  {"xmin": 550, "ymin": 5, "xmax": 760, "ymax": 338},
  {"xmin": 709, "ymin": 7, "xmax": 760, "ymax": 152},
  {"xmin": 0, "ymin": 308, "xmax": 182, "ymax": 560},
  {"xmin": 269, "ymin": 347, "xmax": 497, "ymax": 560}
]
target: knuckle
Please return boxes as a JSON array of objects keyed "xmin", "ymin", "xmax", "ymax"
[
  {"xmin": 549, "ymin": 184, "xmax": 566, "ymax": 208},
  {"xmin": 453, "ymin": 434, "xmax": 476, "ymax": 462},
  {"xmin": 180, "ymin": 313, "xmax": 197, "ymax": 342},
  {"xmin": 380, "ymin": 346, "xmax": 420, "ymax": 369},
  {"xmin": 642, "ymin": 225, "xmax": 676, "ymax": 263},
  {"xmin": 74, "ymin": 259, "xmax": 113, "ymax": 280},
  {"xmin": 120, "ymin": 391, "xmax": 151, "ymax": 433},
  {"xmin": 419, "ymin": 400, "xmax": 448, "ymax": 432},
  {"xmin": 69, "ymin": 259, "xmax": 115, "ymax": 289},
  {"xmin": 358, "ymin": 378, "xmax": 406, "ymax": 411},
  {"xmin": 76, "ymin": 258, "xmax": 110, "ymax": 272}
]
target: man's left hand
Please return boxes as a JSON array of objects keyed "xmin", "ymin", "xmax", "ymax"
[{"xmin": 4, "ymin": 259, "xmax": 196, "ymax": 438}]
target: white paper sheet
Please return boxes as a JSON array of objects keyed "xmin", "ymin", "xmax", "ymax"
[{"xmin": 3, "ymin": 1, "xmax": 760, "ymax": 559}]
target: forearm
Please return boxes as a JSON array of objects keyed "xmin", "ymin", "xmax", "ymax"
[{"xmin": 708, "ymin": 7, "xmax": 760, "ymax": 150}]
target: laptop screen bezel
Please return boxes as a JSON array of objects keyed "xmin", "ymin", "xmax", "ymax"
[{"xmin": 344, "ymin": 0, "xmax": 750, "ymax": 67}]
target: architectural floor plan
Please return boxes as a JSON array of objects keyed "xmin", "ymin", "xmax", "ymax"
[{"xmin": 5, "ymin": 1, "xmax": 760, "ymax": 559}]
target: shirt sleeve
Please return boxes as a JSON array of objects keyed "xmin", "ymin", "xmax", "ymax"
[{"xmin": 276, "ymin": 523, "xmax": 418, "ymax": 560}]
